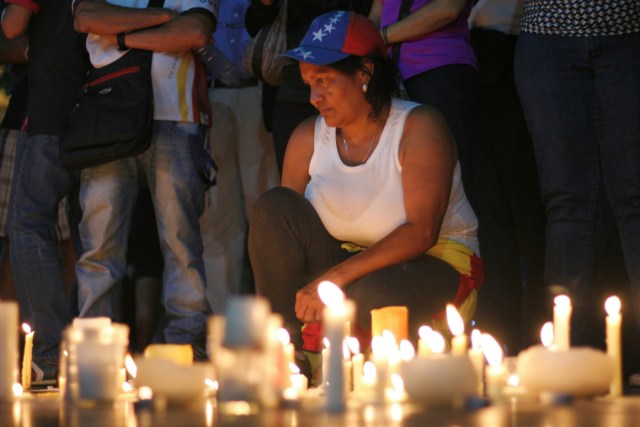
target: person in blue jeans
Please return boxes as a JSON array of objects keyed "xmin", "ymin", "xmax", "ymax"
[
  {"xmin": 2, "ymin": 0, "xmax": 88, "ymax": 384},
  {"xmin": 72, "ymin": 0, "xmax": 216, "ymax": 359},
  {"xmin": 514, "ymin": 0, "xmax": 640, "ymax": 373}
]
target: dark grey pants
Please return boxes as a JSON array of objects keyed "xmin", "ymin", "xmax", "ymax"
[{"xmin": 248, "ymin": 187, "xmax": 460, "ymax": 348}]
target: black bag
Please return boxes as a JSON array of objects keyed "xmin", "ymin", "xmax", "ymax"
[
  {"xmin": 60, "ymin": 0, "xmax": 164, "ymax": 170},
  {"xmin": 60, "ymin": 48, "xmax": 154, "ymax": 170}
]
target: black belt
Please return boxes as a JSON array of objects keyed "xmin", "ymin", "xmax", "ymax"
[{"xmin": 213, "ymin": 77, "xmax": 259, "ymax": 88}]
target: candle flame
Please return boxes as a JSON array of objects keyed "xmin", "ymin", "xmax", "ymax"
[
  {"xmin": 343, "ymin": 339, "xmax": 351, "ymax": 360},
  {"xmin": 138, "ymin": 386, "xmax": 153, "ymax": 400},
  {"xmin": 427, "ymin": 331, "xmax": 446, "ymax": 354},
  {"xmin": 317, "ymin": 281, "xmax": 345, "ymax": 310},
  {"xmin": 605, "ymin": 296, "xmax": 621, "ymax": 316},
  {"xmin": 418, "ymin": 325, "xmax": 432, "ymax": 340},
  {"xmin": 363, "ymin": 361, "xmax": 377, "ymax": 381},
  {"xmin": 382, "ymin": 329, "xmax": 397, "ymax": 347},
  {"xmin": 540, "ymin": 321, "xmax": 554, "ymax": 347},
  {"xmin": 289, "ymin": 362, "xmax": 300, "ymax": 375},
  {"xmin": 124, "ymin": 354, "xmax": 137, "ymax": 378},
  {"xmin": 205, "ymin": 378, "xmax": 218, "ymax": 391},
  {"xmin": 399, "ymin": 339, "xmax": 415, "ymax": 361},
  {"xmin": 21, "ymin": 323, "xmax": 32, "ymax": 334},
  {"xmin": 554, "ymin": 294, "xmax": 571, "ymax": 309},
  {"xmin": 371, "ymin": 336, "xmax": 387, "ymax": 358},
  {"xmin": 507, "ymin": 373, "xmax": 520, "ymax": 387},
  {"xmin": 480, "ymin": 333, "xmax": 503, "ymax": 367},
  {"xmin": 275, "ymin": 327, "xmax": 291, "ymax": 346},
  {"xmin": 470, "ymin": 329, "xmax": 482, "ymax": 350},
  {"xmin": 323, "ymin": 337, "xmax": 330, "ymax": 349},
  {"xmin": 346, "ymin": 336, "xmax": 360, "ymax": 355},
  {"xmin": 12, "ymin": 383, "xmax": 23, "ymax": 397},
  {"xmin": 390, "ymin": 373, "xmax": 404, "ymax": 393},
  {"xmin": 446, "ymin": 304, "xmax": 464, "ymax": 337}
]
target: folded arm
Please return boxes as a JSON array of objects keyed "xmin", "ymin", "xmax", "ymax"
[
  {"xmin": 370, "ymin": 0, "xmax": 467, "ymax": 44},
  {"xmin": 74, "ymin": 0, "xmax": 214, "ymax": 52}
]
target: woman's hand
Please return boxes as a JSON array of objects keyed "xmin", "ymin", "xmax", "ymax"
[{"xmin": 295, "ymin": 279, "xmax": 326, "ymax": 323}]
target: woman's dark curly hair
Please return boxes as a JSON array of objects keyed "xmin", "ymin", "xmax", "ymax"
[{"xmin": 329, "ymin": 52, "xmax": 400, "ymax": 118}]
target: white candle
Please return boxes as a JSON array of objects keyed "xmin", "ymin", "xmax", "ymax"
[
  {"xmin": 418, "ymin": 325, "xmax": 432, "ymax": 357},
  {"xmin": 469, "ymin": 329, "xmax": 484, "ymax": 396},
  {"xmin": 553, "ymin": 295, "xmax": 572, "ymax": 351},
  {"xmin": 481, "ymin": 333, "xmax": 505, "ymax": 402},
  {"xmin": 318, "ymin": 281, "xmax": 355, "ymax": 412},
  {"xmin": 0, "ymin": 302, "xmax": 19, "ymax": 401},
  {"xmin": 446, "ymin": 304, "xmax": 467, "ymax": 355},
  {"xmin": 21, "ymin": 323, "xmax": 34, "ymax": 390},
  {"xmin": 605, "ymin": 296, "xmax": 622, "ymax": 397}
]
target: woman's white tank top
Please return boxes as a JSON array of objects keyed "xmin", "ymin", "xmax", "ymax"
[{"xmin": 304, "ymin": 98, "xmax": 479, "ymax": 254}]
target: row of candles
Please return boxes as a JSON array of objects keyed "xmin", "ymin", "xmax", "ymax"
[{"xmin": 0, "ymin": 284, "xmax": 624, "ymax": 407}]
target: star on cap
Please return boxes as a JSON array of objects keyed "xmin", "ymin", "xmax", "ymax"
[
  {"xmin": 323, "ymin": 23, "xmax": 335, "ymax": 33},
  {"xmin": 296, "ymin": 49, "xmax": 314, "ymax": 60},
  {"xmin": 312, "ymin": 29, "xmax": 326, "ymax": 41}
]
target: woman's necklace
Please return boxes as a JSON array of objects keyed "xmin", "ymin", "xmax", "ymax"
[{"xmin": 341, "ymin": 121, "xmax": 380, "ymax": 166}]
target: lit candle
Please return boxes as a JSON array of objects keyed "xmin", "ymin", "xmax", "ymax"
[
  {"xmin": 469, "ymin": 329, "xmax": 484, "ymax": 396},
  {"xmin": 346, "ymin": 337, "xmax": 363, "ymax": 393},
  {"xmin": 276, "ymin": 328, "xmax": 295, "ymax": 389},
  {"xmin": 290, "ymin": 363, "xmax": 308, "ymax": 394},
  {"xmin": 371, "ymin": 335, "xmax": 389, "ymax": 405},
  {"xmin": 21, "ymin": 323, "xmax": 34, "ymax": 390},
  {"xmin": 318, "ymin": 281, "xmax": 355, "ymax": 412},
  {"xmin": 418, "ymin": 325, "xmax": 432, "ymax": 357},
  {"xmin": 361, "ymin": 361, "xmax": 377, "ymax": 399},
  {"xmin": 481, "ymin": 333, "xmax": 505, "ymax": 402},
  {"xmin": 446, "ymin": 304, "xmax": 467, "ymax": 354},
  {"xmin": 427, "ymin": 330, "xmax": 446, "ymax": 354},
  {"xmin": 553, "ymin": 295, "xmax": 572, "ymax": 351},
  {"xmin": 0, "ymin": 301, "xmax": 19, "ymax": 401},
  {"xmin": 605, "ymin": 296, "xmax": 622, "ymax": 397},
  {"xmin": 370, "ymin": 306, "xmax": 409, "ymax": 342}
]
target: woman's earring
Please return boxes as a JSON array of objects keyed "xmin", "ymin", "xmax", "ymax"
[{"xmin": 362, "ymin": 83, "xmax": 368, "ymax": 93}]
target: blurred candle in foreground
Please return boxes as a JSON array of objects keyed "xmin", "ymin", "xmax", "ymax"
[
  {"xmin": 0, "ymin": 302, "xmax": 19, "ymax": 401},
  {"xmin": 318, "ymin": 281, "xmax": 354, "ymax": 412},
  {"xmin": 553, "ymin": 295, "xmax": 572, "ymax": 351},
  {"xmin": 21, "ymin": 324, "xmax": 34, "ymax": 391},
  {"xmin": 481, "ymin": 333, "xmax": 505, "ymax": 403},
  {"xmin": 605, "ymin": 296, "xmax": 622, "ymax": 397},
  {"xmin": 447, "ymin": 305, "xmax": 467, "ymax": 355}
]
